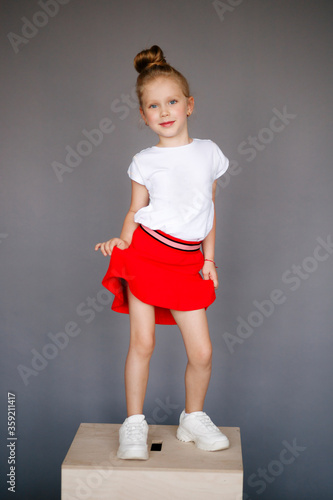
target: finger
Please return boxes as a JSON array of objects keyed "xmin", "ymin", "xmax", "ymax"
[
  {"xmin": 95, "ymin": 243, "xmax": 101, "ymax": 251},
  {"xmin": 108, "ymin": 243, "xmax": 115, "ymax": 256},
  {"xmin": 114, "ymin": 239, "xmax": 125, "ymax": 251},
  {"xmin": 104, "ymin": 242, "xmax": 110, "ymax": 255},
  {"xmin": 101, "ymin": 243, "xmax": 108, "ymax": 256},
  {"xmin": 108, "ymin": 240, "xmax": 117, "ymax": 254},
  {"xmin": 109, "ymin": 239, "xmax": 121, "ymax": 255}
]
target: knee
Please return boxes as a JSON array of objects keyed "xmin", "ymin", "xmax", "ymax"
[
  {"xmin": 189, "ymin": 344, "xmax": 212, "ymax": 369},
  {"xmin": 130, "ymin": 330, "xmax": 156, "ymax": 358}
]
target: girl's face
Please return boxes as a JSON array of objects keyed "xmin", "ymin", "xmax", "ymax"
[{"xmin": 140, "ymin": 77, "xmax": 194, "ymax": 147}]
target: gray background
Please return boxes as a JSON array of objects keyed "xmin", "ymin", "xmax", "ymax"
[{"xmin": 1, "ymin": 0, "xmax": 332, "ymax": 498}]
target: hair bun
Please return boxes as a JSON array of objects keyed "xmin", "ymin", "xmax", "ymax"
[{"xmin": 134, "ymin": 45, "xmax": 167, "ymax": 74}]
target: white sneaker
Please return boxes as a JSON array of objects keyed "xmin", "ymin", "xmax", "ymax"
[
  {"xmin": 177, "ymin": 410, "xmax": 230, "ymax": 451},
  {"xmin": 117, "ymin": 414, "xmax": 149, "ymax": 460}
]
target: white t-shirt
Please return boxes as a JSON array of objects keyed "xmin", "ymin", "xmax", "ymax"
[{"xmin": 127, "ymin": 138, "xmax": 229, "ymax": 241}]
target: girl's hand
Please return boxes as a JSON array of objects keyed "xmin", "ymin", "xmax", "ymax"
[
  {"xmin": 94, "ymin": 238, "xmax": 129, "ymax": 256},
  {"xmin": 202, "ymin": 260, "xmax": 219, "ymax": 290}
]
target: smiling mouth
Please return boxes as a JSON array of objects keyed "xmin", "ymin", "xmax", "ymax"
[{"xmin": 160, "ymin": 121, "xmax": 175, "ymax": 127}]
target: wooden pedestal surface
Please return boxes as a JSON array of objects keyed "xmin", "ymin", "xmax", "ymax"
[{"xmin": 62, "ymin": 423, "xmax": 243, "ymax": 500}]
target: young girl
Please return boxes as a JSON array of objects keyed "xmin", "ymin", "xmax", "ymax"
[{"xmin": 95, "ymin": 45, "xmax": 230, "ymax": 460}]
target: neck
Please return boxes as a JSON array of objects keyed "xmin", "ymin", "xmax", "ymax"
[{"xmin": 156, "ymin": 135, "xmax": 193, "ymax": 148}]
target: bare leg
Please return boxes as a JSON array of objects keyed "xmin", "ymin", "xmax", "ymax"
[
  {"xmin": 170, "ymin": 308, "xmax": 212, "ymax": 413},
  {"xmin": 125, "ymin": 285, "xmax": 156, "ymax": 417}
]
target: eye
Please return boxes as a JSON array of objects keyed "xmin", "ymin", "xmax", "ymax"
[
  {"xmin": 149, "ymin": 104, "xmax": 157, "ymax": 109},
  {"xmin": 170, "ymin": 99, "xmax": 177, "ymax": 105}
]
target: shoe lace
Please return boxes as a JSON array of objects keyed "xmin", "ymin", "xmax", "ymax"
[
  {"xmin": 125, "ymin": 421, "xmax": 145, "ymax": 441},
  {"xmin": 196, "ymin": 414, "xmax": 219, "ymax": 432}
]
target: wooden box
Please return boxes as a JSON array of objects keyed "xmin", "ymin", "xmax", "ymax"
[{"xmin": 62, "ymin": 423, "xmax": 243, "ymax": 499}]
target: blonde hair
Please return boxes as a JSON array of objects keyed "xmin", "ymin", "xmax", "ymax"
[{"xmin": 134, "ymin": 45, "xmax": 191, "ymax": 107}]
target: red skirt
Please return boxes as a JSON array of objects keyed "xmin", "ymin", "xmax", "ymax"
[{"xmin": 101, "ymin": 225, "xmax": 216, "ymax": 325}]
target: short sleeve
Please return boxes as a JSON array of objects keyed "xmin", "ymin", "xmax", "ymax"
[
  {"xmin": 214, "ymin": 143, "xmax": 229, "ymax": 180},
  {"xmin": 127, "ymin": 156, "xmax": 145, "ymax": 185}
]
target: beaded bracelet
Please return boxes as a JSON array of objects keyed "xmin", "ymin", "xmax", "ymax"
[{"xmin": 204, "ymin": 259, "xmax": 218, "ymax": 268}]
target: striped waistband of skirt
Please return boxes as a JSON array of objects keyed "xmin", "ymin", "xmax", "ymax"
[{"xmin": 139, "ymin": 225, "xmax": 202, "ymax": 251}]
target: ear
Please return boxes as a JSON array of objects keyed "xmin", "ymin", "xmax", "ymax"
[
  {"xmin": 139, "ymin": 107, "xmax": 148, "ymax": 125},
  {"xmin": 187, "ymin": 96, "xmax": 195, "ymax": 117}
]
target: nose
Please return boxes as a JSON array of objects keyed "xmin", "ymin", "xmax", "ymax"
[{"xmin": 160, "ymin": 105, "xmax": 169, "ymax": 117}]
